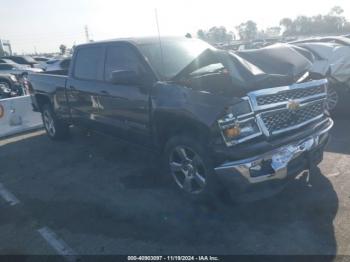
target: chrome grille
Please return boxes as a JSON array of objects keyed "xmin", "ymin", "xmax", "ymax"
[
  {"xmin": 247, "ymin": 79, "xmax": 328, "ymax": 137},
  {"xmin": 259, "ymin": 100, "xmax": 325, "ymax": 135},
  {"xmin": 256, "ymin": 85, "xmax": 325, "ymax": 106}
]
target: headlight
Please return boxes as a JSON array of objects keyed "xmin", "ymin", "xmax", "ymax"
[
  {"xmin": 219, "ymin": 118, "xmax": 262, "ymax": 146},
  {"xmin": 218, "ymin": 98, "xmax": 262, "ymax": 146}
]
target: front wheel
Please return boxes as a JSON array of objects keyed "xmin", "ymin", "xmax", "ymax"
[
  {"xmin": 42, "ymin": 104, "xmax": 69, "ymax": 140},
  {"xmin": 164, "ymin": 135, "xmax": 221, "ymax": 199}
]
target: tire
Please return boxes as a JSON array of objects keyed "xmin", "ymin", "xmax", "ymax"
[
  {"xmin": 163, "ymin": 135, "xmax": 222, "ymax": 201},
  {"xmin": 0, "ymin": 81, "xmax": 11, "ymax": 94},
  {"xmin": 326, "ymin": 86, "xmax": 339, "ymax": 112},
  {"xmin": 41, "ymin": 104, "xmax": 69, "ymax": 140}
]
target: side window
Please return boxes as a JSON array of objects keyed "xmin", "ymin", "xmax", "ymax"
[
  {"xmin": 74, "ymin": 47, "xmax": 104, "ymax": 81},
  {"xmin": 104, "ymin": 45, "xmax": 144, "ymax": 82}
]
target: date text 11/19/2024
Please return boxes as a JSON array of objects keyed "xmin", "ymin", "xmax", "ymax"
[{"xmin": 127, "ymin": 256, "xmax": 220, "ymax": 261}]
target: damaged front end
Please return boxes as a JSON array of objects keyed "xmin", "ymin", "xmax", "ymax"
[
  {"xmin": 214, "ymin": 77, "xmax": 332, "ymax": 191},
  {"xmin": 151, "ymin": 40, "xmax": 333, "ymax": 192},
  {"xmin": 216, "ymin": 78, "xmax": 329, "ymax": 144},
  {"xmin": 215, "ymin": 118, "xmax": 332, "ymax": 185}
]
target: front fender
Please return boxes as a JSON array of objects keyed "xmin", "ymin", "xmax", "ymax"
[{"xmin": 150, "ymin": 82, "xmax": 241, "ymax": 147}]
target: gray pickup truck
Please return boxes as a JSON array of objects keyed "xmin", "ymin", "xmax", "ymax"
[{"xmin": 28, "ymin": 37, "xmax": 333, "ymax": 200}]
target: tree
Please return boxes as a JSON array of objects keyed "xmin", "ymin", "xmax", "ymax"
[
  {"xmin": 196, "ymin": 27, "xmax": 233, "ymax": 43},
  {"xmin": 294, "ymin": 16, "xmax": 312, "ymax": 35},
  {"xmin": 280, "ymin": 18, "xmax": 294, "ymax": 36},
  {"xmin": 197, "ymin": 29, "xmax": 207, "ymax": 41},
  {"xmin": 208, "ymin": 26, "xmax": 231, "ymax": 43},
  {"xmin": 279, "ymin": 6, "xmax": 350, "ymax": 36},
  {"xmin": 59, "ymin": 44, "xmax": 67, "ymax": 55},
  {"xmin": 236, "ymin": 20, "xmax": 258, "ymax": 40},
  {"xmin": 329, "ymin": 6, "xmax": 344, "ymax": 16}
]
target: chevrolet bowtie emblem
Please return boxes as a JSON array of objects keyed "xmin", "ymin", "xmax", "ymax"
[{"xmin": 287, "ymin": 100, "xmax": 300, "ymax": 111}]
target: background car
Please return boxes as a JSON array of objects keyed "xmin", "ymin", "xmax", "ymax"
[
  {"xmin": 2, "ymin": 55, "xmax": 40, "ymax": 68},
  {"xmin": 291, "ymin": 36, "xmax": 350, "ymax": 46},
  {"xmin": 33, "ymin": 57, "xmax": 50, "ymax": 63},
  {"xmin": 0, "ymin": 73, "xmax": 23, "ymax": 99},
  {"xmin": 0, "ymin": 63, "xmax": 43, "ymax": 78},
  {"xmin": 291, "ymin": 41, "xmax": 350, "ymax": 115},
  {"xmin": 44, "ymin": 58, "xmax": 71, "ymax": 72},
  {"xmin": 0, "ymin": 58, "xmax": 28, "ymax": 66}
]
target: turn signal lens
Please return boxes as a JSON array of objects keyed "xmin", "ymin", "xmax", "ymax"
[{"xmin": 224, "ymin": 127, "xmax": 241, "ymax": 138}]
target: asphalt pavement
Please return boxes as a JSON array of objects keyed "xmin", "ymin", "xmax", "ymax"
[{"xmin": 0, "ymin": 118, "xmax": 349, "ymax": 257}]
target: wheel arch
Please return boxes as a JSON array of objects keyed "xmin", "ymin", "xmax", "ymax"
[
  {"xmin": 153, "ymin": 111, "xmax": 211, "ymax": 151},
  {"xmin": 35, "ymin": 94, "xmax": 52, "ymax": 112}
]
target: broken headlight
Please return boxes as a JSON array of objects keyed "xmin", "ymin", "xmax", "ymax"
[{"xmin": 218, "ymin": 98, "xmax": 262, "ymax": 146}]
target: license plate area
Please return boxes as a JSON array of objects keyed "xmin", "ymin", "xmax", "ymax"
[{"xmin": 271, "ymin": 137, "xmax": 316, "ymax": 172}]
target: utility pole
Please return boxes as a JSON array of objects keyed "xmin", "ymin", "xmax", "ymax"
[{"xmin": 85, "ymin": 25, "xmax": 90, "ymax": 43}]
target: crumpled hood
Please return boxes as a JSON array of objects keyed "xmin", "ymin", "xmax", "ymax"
[{"xmin": 172, "ymin": 44, "xmax": 322, "ymax": 96}]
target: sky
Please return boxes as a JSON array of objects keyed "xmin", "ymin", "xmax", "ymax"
[{"xmin": 1, "ymin": 0, "xmax": 350, "ymax": 54}]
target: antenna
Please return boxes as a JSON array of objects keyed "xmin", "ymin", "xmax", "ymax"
[
  {"xmin": 155, "ymin": 9, "xmax": 165, "ymax": 75},
  {"xmin": 85, "ymin": 25, "xmax": 90, "ymax": 43}
]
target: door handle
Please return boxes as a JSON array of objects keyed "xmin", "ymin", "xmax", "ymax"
[
  {"xmin": 69, "ymin": 85, "xmax": 76, "ymax": 89},
  {"xmin": 100, "ymin": 90, "xmax": 109, "ymax": 95}
]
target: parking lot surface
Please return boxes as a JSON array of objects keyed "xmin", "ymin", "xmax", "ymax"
[{"xmin": 0, "ymin": 118, "xmax": 349, "ymax": 256}]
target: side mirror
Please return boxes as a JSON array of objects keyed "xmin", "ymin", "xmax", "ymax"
[{"xmin": 110, "ymin": 70, "xmax": 140, "ymax": 85}]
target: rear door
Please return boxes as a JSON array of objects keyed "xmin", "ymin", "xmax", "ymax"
[
  {"xmin": 97, "ymin": 43, "xmax": 153, "ymax": 145},
  {"xmin": 66, "ymin": 45, "xmax": 105, "ymax": 128}
]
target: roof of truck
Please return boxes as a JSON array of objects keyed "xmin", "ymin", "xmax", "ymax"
[{"xmin": 76, "ymin": 36, "xmax": 196, "ymax": 48}]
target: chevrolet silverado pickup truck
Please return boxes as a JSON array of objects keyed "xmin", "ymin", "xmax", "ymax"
[{"xmin": 28, "ymin": 37, "xmax": 333, "ymax": 199}]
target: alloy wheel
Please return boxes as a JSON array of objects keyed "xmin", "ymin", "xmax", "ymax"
[
  {"xmin": 43, "ymin": 110, "xmax": 56, "ymax": 137},
  {"xmin": 169, "ymin": 145, "xmax": 207, "ymax": 194}
]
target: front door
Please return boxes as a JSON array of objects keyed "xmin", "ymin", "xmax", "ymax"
[{"xmin": 97, "ymin": 43, "xmax": 153, "ymax": 146}]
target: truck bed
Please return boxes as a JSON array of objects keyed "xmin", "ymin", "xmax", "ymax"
[{"xmin": 28, "ymin": 72, "xmax": 67, "ymax": 95}]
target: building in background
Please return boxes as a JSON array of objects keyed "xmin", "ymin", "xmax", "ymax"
[{"xmin": 0, "ymin": 39, "xmax": 12, "ymax": 56}]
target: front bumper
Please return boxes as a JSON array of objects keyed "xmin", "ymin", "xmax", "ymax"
[{"xmin": 214, "ymin": 118, "xmax": 333, "ymax": 192}]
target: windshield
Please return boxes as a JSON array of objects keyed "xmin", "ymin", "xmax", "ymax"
[{"xmin": 138, "ymin": 39, "xmax": 214, "ymax": 80}]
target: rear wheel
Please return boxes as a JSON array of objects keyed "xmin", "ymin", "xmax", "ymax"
[{"xmin": 42, "ymin": 104, "xmax": 69, "ymax": 140}]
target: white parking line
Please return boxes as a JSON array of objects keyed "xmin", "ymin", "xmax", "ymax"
[
  {"xmin": 38, "ymin": 227, "xmax": 78, "ymax": 262},
  {"xmin": 0, "ymin": 182, "xmax": 20, "ymax": 206},
  {"xmin": 326, "ymin": 172, "xmax": 340, "ymax": 178}
]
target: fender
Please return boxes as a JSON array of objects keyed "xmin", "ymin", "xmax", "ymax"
[{"xmin": 150, "ymin": 82, "xmax": 242, "ymax": 148}]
